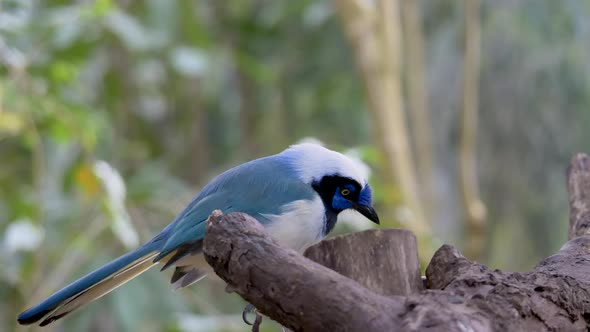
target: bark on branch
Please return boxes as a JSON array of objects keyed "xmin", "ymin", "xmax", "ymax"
[
  {"xmin": 202, "ymin": 153, "xmax": 590, "ymax": 331},
  {"xmin": 202, "ymin": 211, "xmax": 404, "ymax": 331}
]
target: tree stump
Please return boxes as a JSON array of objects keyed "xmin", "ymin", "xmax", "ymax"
[
  {"xmin": 304, "ymin": 229, "xmax": 423, "ymax": 296},
  {"xmin": 568, "ymin": 153, "xmax": 590, "ymax": 239}
]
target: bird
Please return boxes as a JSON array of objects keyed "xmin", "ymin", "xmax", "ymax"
[{"xmin": 17, "ymin": 143, "xmax": 379, "ymax": 326}]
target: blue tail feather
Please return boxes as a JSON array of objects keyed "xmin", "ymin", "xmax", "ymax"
[{"xmin": 17, "ymin": 240, "xmax": 162, "ymax": 325}]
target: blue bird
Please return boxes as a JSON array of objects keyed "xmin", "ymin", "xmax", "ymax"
[{"xmin": 17, "ymin": 143, "xmax": 379, "ymax": 326}]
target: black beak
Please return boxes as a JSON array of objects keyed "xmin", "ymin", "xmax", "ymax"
[{"xmin": 352, "ymin": 204, "xmax": 380, "ymax": 225}]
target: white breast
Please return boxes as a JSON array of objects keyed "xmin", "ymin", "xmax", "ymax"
[{"xmin": 262, "ymin": 196, "xmax": 326, "ymax": 253}]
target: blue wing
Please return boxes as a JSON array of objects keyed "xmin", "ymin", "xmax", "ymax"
[{"xmin": 154, "ymin": 154, "xmax": 315, "ymax": 262}]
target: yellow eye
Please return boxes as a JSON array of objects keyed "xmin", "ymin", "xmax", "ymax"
[{"xmin": 341, "ymin": 188, "xmax": 350, "ymax": 196}]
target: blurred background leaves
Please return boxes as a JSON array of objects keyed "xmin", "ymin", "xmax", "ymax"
[{"xmin": 1, "ymin": 0, "xmax": 590, "ymax": 331}]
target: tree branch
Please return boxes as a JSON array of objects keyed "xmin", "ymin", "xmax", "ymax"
[
  {"xmin": 202, "ymin": 153, "xmax": 590, "ymax": 331},
  {"xmin": 202, "ymin": 211, "xmax": 402, "ymax": 332}
]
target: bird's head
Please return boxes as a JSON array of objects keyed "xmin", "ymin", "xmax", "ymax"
[
  {"xmin": 311, "ymin": 174, "xmax": 379, "ymax": 224},
  {"xmin": 281, "ymin": 143, "xmax": 379, "ymax": 224}
]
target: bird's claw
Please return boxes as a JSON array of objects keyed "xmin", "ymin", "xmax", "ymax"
[{"xmin": 242, "ymin": 303, "xmax": 258, "ymax": 325}]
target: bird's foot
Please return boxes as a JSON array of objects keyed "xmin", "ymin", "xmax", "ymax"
[
  {"xmin": 242, "ymin": 303, "xmax": 258, "ymax": 325},
  {"xmin": 242, "ymin": 304, "xmax": 263, "ymax": 331}
]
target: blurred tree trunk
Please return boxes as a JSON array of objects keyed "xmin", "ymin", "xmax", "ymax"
[
  {"xmin": 401, "ymin": 0, "xmax": 435, "ymax": 221},
  {"xmin": 277, "ymin": 66, "xmax": 295, "ymax": 149},
  {"xmin": 105, "ymin": 41, "xmax": 141, "ymax": 168},
  {"xmin": 235, "ymin": 66, "xmax": 259, "ymax": 157},
  {"xmin": 211, "ymin": 1, "xmax": 260, "ymax": 158},
  {"xmin": 332, "ymin": 0, "xmax": 431, "ymax": 239},
  {"xmin": 460, "ymin": 0, "xmax": 487, "ymax": 260},
  {"xmin": 182, "ymin": 78, "xmax": 210, "ymax": 182},
  {"xmin": 178, "ymin": 1, "xmax": 210, "ymax": 182}
]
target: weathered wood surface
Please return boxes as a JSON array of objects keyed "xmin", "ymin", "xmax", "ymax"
[
  {"xmin": 202, "ymin": 211, "xmax": 403, "ymax": 331},
  {"xmin": 568, "ymin": 153, "xmax": 590, "ymax": 239},
  {"xmin": 202, "ymin": 153, "xmax": 590, "ymax": 332},
  {"xmin": 304, "ymin": 228, "xmax": 423, "ymax": 296}
]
